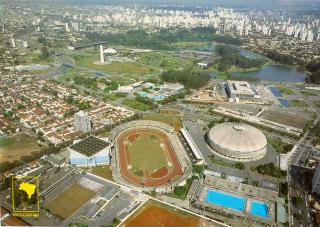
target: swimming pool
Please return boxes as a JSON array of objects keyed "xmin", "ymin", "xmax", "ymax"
[
  {"xmin": 206, "ymin": 189, "xmax": 246, "ymax": 212},
  {"xmin": 269, "ymin": 87, "xmax": 283, "ymax": 97},
  {"xmin": 139, "ymin": 91, "xmax": 165, "ymax": 101},
  {"xmin": 250, "ymin": 201, "xmax": 269, "ymax": 219},
  {"xmin": 278, "ymin": 98, "xmax": 290, "ymax": 107}
]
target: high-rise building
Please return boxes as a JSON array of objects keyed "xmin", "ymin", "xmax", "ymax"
[
  {"xmin": 100, "ymin": 45, "xmax": 104, "ymax": 63},
  {"xmin": 74, "ymin": 110, "xmax": 92, "ymax": 132},
  {"xmin": 312, "ymin": 163, "xmax": 320, "ymax": 194},
  {"xmin": 23, "ymin": 41, "xmax": 28, "ymax": 48},
  {"xmin": 10, "ymin": 38, "xmax": 16, "ymax": 48},
  {"xmin": 71, "ymin": 21, "xmax": 79, "ymax": 31}
]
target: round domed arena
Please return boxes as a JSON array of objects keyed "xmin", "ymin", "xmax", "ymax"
[{"xmin": 206, "ymin": 122, "xmax": 268, "ymax": 162}]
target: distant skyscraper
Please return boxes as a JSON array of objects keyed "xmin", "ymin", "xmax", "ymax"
[
  {"xmin": 71, "ymin": 21, "xmax": 79, "ymax": 31},
  {"xmin": 65, "ymin": 23, "xmax": 70, "ymax": 32},
  {"xmin": 312, "ymin": 163, "xmax": 320, "ymax": 194},
  {"xmin": 100, "ymin": 45, "xmax": 104, "ymax": 63},
  {"xmin": 23, "ymin": 41, "xmax": 28, "ymax": 48},
  {"xmin": 74, "ymin": 110, "xmax": 92, "ymax": 132},
  {"xmin": 10, "ymin": 38, "xmax": 16, "ymax": 48}
]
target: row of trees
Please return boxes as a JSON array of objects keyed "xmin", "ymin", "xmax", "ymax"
[
  {"xmin": 264, "ymin": 50, "xmax": 296, "ymax": 65},
  {"xmin": 85, "ymin": 27, "xmax": 244, "ymax": 50},
  {"xmin": 305, "ymin": 61, "xmax": 320, "ymax": 84},
  {"xmin": 215, "ymin": 45, "xmax": 266, "ymax": 70},
  {"xmin": 160, "ymin": 68, "xmax": 210, "ymax": 89}
]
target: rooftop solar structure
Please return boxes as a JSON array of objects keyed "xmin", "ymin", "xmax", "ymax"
[{"xmin": 70, "ymin": 136, "xmax": 109, "ymax": 157}]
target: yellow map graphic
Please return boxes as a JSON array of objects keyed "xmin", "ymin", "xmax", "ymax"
[{"xmin": 18, "ymin": 182, "xmax": 36, "ymax": 199}]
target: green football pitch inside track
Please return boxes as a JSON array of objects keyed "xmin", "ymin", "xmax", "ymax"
[{"xmin": 127, "ymin": 133, "xmax": 170, "ymax": 176}]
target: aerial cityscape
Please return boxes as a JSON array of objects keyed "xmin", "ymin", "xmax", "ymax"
[{"xmin": 0, "ymin": 0, "xmax": 320, "ymax": 226}]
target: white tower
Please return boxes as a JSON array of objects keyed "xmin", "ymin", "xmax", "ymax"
[
  {"xmin": 74, "ymin": 110, "xmax": 92, "ymax": 133},
  {"xmin": 10, "ymin": 38, "xmax": 16, "ymax": 48},
  {"xmin": 100, "ymin": 45, "xmax": 104, "ymax": 63}
]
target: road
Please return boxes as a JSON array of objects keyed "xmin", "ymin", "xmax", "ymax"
[{"xmin": 286, "ymin": 84, "xmax": 320, "ymax": 227}]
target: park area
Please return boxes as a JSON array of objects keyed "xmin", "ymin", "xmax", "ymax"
[
  {"xmin": 0, "ymin": 133, "xmax": 42, "ymax": 165},
  {"xmin": 69, "ymin": 49, "xmax": 158, "ymax": 75},
  {"xmin": 44, "ymin": 184, "xmax": 96, "ymax": 220},
  {"xmin": 122, "ymin": 200, "xmax": 209, "ymax": 227},
  {"xmin": 117, "ymin": 128, "xmax": 183, "ymax": 186}
]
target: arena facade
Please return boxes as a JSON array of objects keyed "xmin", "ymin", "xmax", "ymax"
[
  {"xmin": 110, "ymin": 120, "xmax": 192, "ymax": 191},
  {"xmin": 68, "ymin": 136, "xmax": 111, "ymax": 166},
  {"xmin": 206, "ymin": 122, "xmax": 268, "ymax": 162}
]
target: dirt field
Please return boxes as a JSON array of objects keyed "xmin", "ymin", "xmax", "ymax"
[
  {"xmin": 260, "ymin": 110, "xmax": 309, "ymax": 129},
  {"xmin": 45, "ymin": 184, "xmax": 96, "ymax": 220},
  {"xmin": 117, "ymin": 128, "xmax": 183, "ymax": 186},
  {"xmin": 122, "ymin": 200, "xmax": 209, "ymax": 227},
  {"xmin": 0, "ymin": 133, "xmax": 42, "ymax": 164}
]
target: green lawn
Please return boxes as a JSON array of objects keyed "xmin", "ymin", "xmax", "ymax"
[
  {"xmin": 122, "ymin": 99, "xmax": 152, "ymax": 111},
  {"xmin": 0, "ymin": 134, "xmax": 41, "ymax": 164},
  {"xmin": 267, "ymin": 137, "xmax": 293, "ymax": 154},
  {"xmin": 127, "ymin": 133, "xmax": 168, "ymax": 175},
  {"xmin": 173, "ymin": 41, "xmax": 211, "ymax": 48},
  {"xmin": 19, "ymin": 52, "xmax": 55, "ymax": 65},
  {"xmin": 70, "ymin": 50, "xmax": 157, "ymax": 74},
  {"xmin": 209, "ymin": 155, "xmax": 244, "ymax": 170},
  {"xmin": 92, "ymin": 165, "xmax": 113, "ymax": 180},
  {"xmin": 45, "ymin": 184, "xmax": 96, "ymax": 220},
  {"xmin": 143, "ymin": 114, "xmax": 182, "ymax": 131},
  {"xmin": 278, "ymin": 85, "xmax": 294, "ymax": 95},
  {"xmin": 138, "ymin": 51, "xmax": 192, "ymax": 69},
  {"xmin": 289, "ymin": 100, "xmax": 308, "ymax": 107}
]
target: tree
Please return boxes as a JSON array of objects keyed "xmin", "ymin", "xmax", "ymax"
[{"xmin": 40, "ymin": 46, "xmax": 49, "ymax": 60}]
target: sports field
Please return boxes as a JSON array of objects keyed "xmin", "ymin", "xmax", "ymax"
[
  {"xmin": 45, "ymin": 184, "xmax": 96, "ymax": 220},
  {"xmin": 122, "ymin": 200, "xmax": 209, "ymax": 227},
  {"xmin": 0, "ymin": 134, "xmax": 42, "ymax": 164},
  {"xmin": 117, "ymin": 128, "xmax": 183, "ymax": 186},
  {"xmin": 127, "ymin": 132, "xmax": 168, "ymax": 175}
]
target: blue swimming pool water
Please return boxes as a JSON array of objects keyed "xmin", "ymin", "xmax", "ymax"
[
  {"xmin": 206, "ymin": 189, "xmax": 246, "ymax": 212},
  {"xmin": 250, "ymin": 201, "xmax": 269, "ymax": 219},
  {"xmin": 278, "ymin": 98, "xmax": 290, "ymax": 107},
  {"xmin": 269, "ymin": 87, "xmax": 283, "ymax": 97},
  {"xmin": 139, "ymin": 91, "xmax": 165, "ymax": 101}
]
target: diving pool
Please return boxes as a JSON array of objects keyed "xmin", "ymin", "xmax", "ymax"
[
  {"xmin": 206, "ymin": 189, "xmax": 246, "ymax": 212},
  {"xmin": 250, "ymin": 201, "xmax": 269, "ymax": 219}
]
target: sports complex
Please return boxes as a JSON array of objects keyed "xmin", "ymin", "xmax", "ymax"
[{"xmin": 111, "ymin": 120, "xmax": 191, "ymax": 190}]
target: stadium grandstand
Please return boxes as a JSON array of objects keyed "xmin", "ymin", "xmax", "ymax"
[{"xmin": 180, "ymin": 127, "xmax": 204, "ymax": 163}]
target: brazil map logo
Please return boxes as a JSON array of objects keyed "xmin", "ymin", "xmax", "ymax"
[{"xmin": 11, "ymin": 176, "xmax": 39, "ymax": 217}]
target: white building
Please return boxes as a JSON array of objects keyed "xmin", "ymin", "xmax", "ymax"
[
  {"xmin": 160, "ymin": 82, "xmax": 184, "ymax": 92},
  {"xmin": 226, "ymin": 80, "xmax": 260, "ymax": 102},
  {"xmin": 74, "ymin": 110, "xmax": 92, "ymax": 132},
  {"xmin": 117, "ymin": 85, "xmax": 134, "ymax": 93}
]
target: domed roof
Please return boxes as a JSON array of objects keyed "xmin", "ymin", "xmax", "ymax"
[{"xmin": 208, "ymin": 122, "xmax": 267, "ymax": 153}]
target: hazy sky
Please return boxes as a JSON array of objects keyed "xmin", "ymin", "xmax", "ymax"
[{"xmin": 59, "ymin": 0, "xmax": 320, "ymax": 9}]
